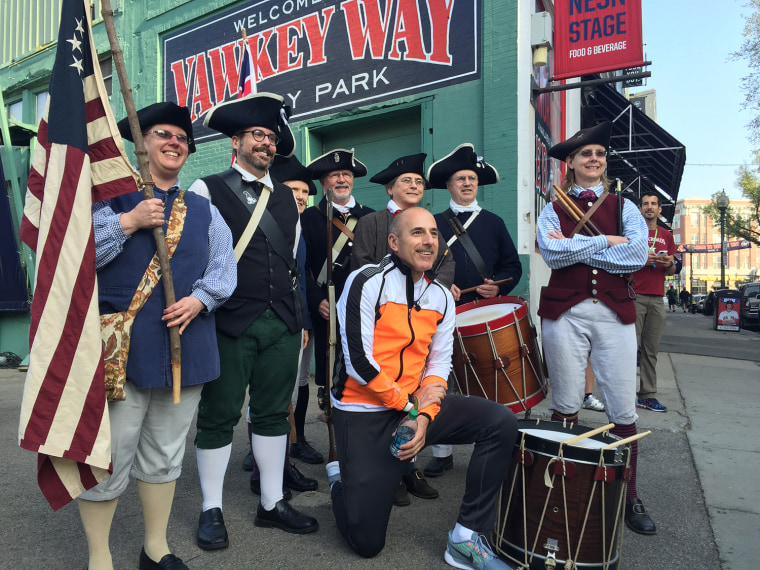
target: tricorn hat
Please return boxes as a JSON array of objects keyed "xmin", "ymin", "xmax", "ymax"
[
  {"xmin": 269, "ymin": 155, "xmax": 317, "ymax": 196},
  {"xmin": 427, "ymin": 144, "xmax": 499, "ymax": 189},
  {"xmin": 369, "ymin": 153, "xmax": 430, "ymax": 188},
  {"xmin": 308, "ymin": 148, "xmax": 367, "ymax": 180},
  {"xmin": 117, "ymin": 102, "xmax": 196, "ymax": 153},
  {"xmin": 548, "ymin": 121, "xmax": 612, "ymax": 161},
  {"xmin": 203, "ymin": 92, "xmax": 295, "ymax": 157}
]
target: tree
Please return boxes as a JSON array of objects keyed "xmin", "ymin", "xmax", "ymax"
[
  {"xmin": 733, "ymin": 1, "xmax": 760, "ymax": 144},
  {"xmin": 702, "ymin": 165, "xmax": 760, "ymax": 246}
]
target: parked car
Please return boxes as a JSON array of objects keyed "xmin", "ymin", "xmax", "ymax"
[
  {"xmin": 703, "ymin": 289, "xmax": 728, "ymax": 316},
  {"xmin": 739, "ymin": 282, "xmax": 760, "ymax": 330},
  {"xmin": 693, "ymin": 294, "xmax": 706, "ymax": 312}
]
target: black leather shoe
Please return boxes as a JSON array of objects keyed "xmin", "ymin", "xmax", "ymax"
[
  {"xmin": 241, "ymin": 450, "xmax": 253, "ymax": 471},
  {"xmin": 290, "ymin": 438, "xmax": 324, "ymax": 464},
  {"xmin": 196, "ymin": 508, "xmax": 229, "ymax": 550},
  {"xmin": 404, "ymin": 468, "xmax": 439, "ymax": 499},
  {"xmin": 250, "ymin": 478, "xmax": 292, "ymax": 501},
  {"xmin": 625, "ymin": 498, "xmax": 657, "ymax": 535},
  {"xmin": 394, "ymin": 479, "xmax": 410, "ymax": 506},
  {"xmin": 423, "ymin": 454, "xmax": 454, "ymax": 477},
  {"xmin": 284, "ymin": 462, "xmax": 318, "ymax": 492},
  {"xmin": 139, "ymin": 548, "xmax": 188, "ymax": 570},
  {"xmin": 254, "ymin": 499, "xmax": 319, "ymax": 534}
]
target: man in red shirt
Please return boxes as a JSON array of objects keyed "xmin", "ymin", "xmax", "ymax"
[{"xmin": 632, "ymin": 191, "xmax": 676, "ymax": 412}]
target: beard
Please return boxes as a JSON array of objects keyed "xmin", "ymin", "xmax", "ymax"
[{"xmin": 239, "ymin": 145, "xmax": 274, "ymax": 172}]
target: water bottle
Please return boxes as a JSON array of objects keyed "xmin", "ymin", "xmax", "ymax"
[{"xmin": 390, "ymin": 409, "xmax": 419, "ymax": 457}]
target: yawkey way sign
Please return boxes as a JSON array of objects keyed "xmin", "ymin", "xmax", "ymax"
[{"xmin": 162, "ymin": 0, "xmax": 481, "ymax": 143}]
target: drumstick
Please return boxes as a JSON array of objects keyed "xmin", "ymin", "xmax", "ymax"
[
  {"xmin": 561, "ymin": 423, "xmax": 615, "ymax": 446},
  {"xmin": 458, "ymin": 277, "xmax": 513, "ymax": 295},
  {"xmin": 552, "ymin": 197, "xmax": 596, "ymax": 237},
  {"xmin": 602, "ymin": 430, "xmax": 651, "ymax": 450},
  {"xmin": 553, "ymin": 184, "xmax": 603, "ymax": 236}
]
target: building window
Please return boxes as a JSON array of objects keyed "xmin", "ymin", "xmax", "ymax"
[
  {"xmin": 713, "ymin": 255, "xmax": 720, "ymax": 270},
  {"xmin": 100, "ymin": 57, "xmax": 113, "ymax": 97},
  {"xmin": 672, "ymin": 217, "xmax": 680, "ymax": 229},
  {"xmin": 36, "ymin": 92, "xmax": 49, "ymax": 124},
  {"xmin": 9, "ymin": 101, "xmax": 23, "ymax": 122},
  {"xmin": 674, "ymin": 234, "xmax": 681, "ymax": 244},
  {"xmin": 690, "ymin": 233, "xmax": 699, "ymax": 244}
]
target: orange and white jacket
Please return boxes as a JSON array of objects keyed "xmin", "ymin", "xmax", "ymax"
[{"xmin": 333, "ymin": 254, "xmax": 455, "ymax": 420}]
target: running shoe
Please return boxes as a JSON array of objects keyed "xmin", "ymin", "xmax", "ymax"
[
  {"xmin": 636, "ymin": 398, "xmax": 667, "ymax": 412},
  {"xmin": 445, "ymin": 531, "xmax": 514, "ymax": 569},
  {"xmin": 582, "ymin": 394, "xmax": 605, "ymax": 412}
]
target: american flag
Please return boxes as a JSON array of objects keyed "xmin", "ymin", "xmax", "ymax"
[
  {"xmin": 230, "ymin": 35, "xmax": 257, "ymax": 166},
  {"xmin": 18, "ymin": 0, "xmax": 139, "ymax": 511},
  {"xmin": 238, "ymin": 35, "xmax": 257, "ymax": 98}
]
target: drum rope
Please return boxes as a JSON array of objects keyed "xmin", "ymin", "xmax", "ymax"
[
  {"xmin": 486, "ymin": 321, "xmax": 526, "ymax": 411},
  {"xmin": 511, "ymin": 308, "xmax": 529, "ymax": 408}
]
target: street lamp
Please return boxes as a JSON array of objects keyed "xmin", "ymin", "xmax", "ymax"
[
  {"xmin": 688, "ymin": 245, "xmax": 694, "ymax": 291},
  {"xmin": 716, "ymin": 190, "xmax": 730, "ymax": 289}
]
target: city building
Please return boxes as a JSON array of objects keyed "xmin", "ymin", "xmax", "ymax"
[{"xmin": 673, "ymin": 198, "xmax": 759, "ymax": 294}]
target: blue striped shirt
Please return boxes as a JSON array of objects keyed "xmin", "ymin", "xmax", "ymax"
[
  {"xmin": 536, "ymin": 183, "xmax": 648, "ymax": 273},
  {"xmin": 92, "ymin": 183, "xmax": 237, "ymax": 312}
]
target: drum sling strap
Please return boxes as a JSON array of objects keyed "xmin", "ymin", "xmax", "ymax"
[
  {"xmin": 442, "ymin": 208, "xmax": 490, "ymax": 280},
  {"xmin": 314, "ymin": 203, "xmax": 358, "ymax": 286},
  {"xmin": 219, "ymin": 169, "xmax": 303, "ymax": 318}
]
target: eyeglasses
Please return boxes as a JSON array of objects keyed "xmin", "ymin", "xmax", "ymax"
[
  {"xmin": 144, "ymin": 129, "xmax": 189, "ymax": 145},
  {"xmin": 451, "ymin": 175, "xmax": 478, "ymax": 184},
  {"xmin": 398, "ymin": 177, "xmax": 425, "ymax": 186},
  {"xmin": 238, "ymin": 129, "xmax": 280, "ymax": 145},
  {"xmin": 326, "ymin": 171, "xmax": 354, "ymax": 180},
  {"xmin": 574, "ymin": 149, "xmax": 607, "ymax": 158}
]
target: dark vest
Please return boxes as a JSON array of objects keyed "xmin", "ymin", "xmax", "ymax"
[
  {"xmin": 538, "ymin": 195, "xmax": 635, "ymax": 324},
  {"xmin": 98, "ymin": 189, "xmax": 219, "ymax": 388},
  {"xmin": 204, "ymin": 173, "xmax": 304, "ymax": 337}
]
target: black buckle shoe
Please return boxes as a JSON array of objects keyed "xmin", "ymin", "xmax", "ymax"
[
  {"xmin": 196, "ymin": 508, "xmax": 229, "ymax": 551},
  {"xmin": 254, "ymin": 499, "xmax": 319, "ymax": 534},
  {"xmin": 139, "ymin": 548, "xmax": 188, "ymax": 570},
  {"xmin": 404, "ymin": 468, "xmax": 439, "ymax": 499},
  {"xmin": 284, "ymin": 462, "xmax": 318, "ymax": 492},
  {"xmin": 290, "ymin": 438, "xmax": 324, "ymax": 464},
  {"xmin": 250, "ymin": 477, "xmax": 292, "ymax": 500},
  {"xmin": 394, "ymin": 479, "xmax": 410, "ymax": 506},
  {"xmin": 625, "ymin": 498, "xmax": 657, "ymax": 535},
  {"xmin": 423, "ymin": 455, "xmax": 454, "ymax": 477}
]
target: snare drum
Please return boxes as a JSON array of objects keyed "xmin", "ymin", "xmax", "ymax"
[
  {"xmin": 495, "ymin": 420, "xmax": 629, "ymax": 570},
  {"xmin": 451, "ymin": 296, "xmax": 547, "ymax": 413}
]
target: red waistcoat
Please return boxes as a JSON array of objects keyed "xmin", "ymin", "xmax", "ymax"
[{"xmin": 538, "ymin": 195, "xmax": 636, "ymax": 324}]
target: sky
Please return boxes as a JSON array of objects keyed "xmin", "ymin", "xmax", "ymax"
[{"xmin": 635, "ymin": 0, "xmax": 756, "ymax": 202}]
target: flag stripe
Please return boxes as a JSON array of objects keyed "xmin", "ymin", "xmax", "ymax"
[{"xmin": 18, "ymin": 0, "xmax": 138, "ymax": 511}]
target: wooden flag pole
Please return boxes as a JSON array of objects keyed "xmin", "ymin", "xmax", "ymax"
[{"xmin": 101, "ymin": 0, "xmax": 182, "ymax": 403}]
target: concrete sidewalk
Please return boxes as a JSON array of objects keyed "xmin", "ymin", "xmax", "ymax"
[{"xmin": 0, "ymin": 313, "xmax": 756, "ymax": 569}]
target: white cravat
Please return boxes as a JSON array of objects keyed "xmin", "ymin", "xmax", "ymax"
[
  {"xmin": 333, "ymin": 195, "xmax": 356, "ymax": 214},
  {"xmin": 387, "ymin": 200, "xmax": 402, "ymax": 214},
  {"xmin": 449, "ymin": 198, "xmax": 482, "ymax": 214}
]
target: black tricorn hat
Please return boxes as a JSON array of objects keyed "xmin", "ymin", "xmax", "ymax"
[
  {"xmin": 548, "ymin": 121, "xmax": 612, "ymax": 161},
  {"xmin": 427, "ymin": 144, "xmax": 499, "ymax": 189},
  {"xmin": 308, "ymin": 148, "xmax": 367, "ymax": 179},
  {"xmin": 369, "ymin": 153, "xmax": 430, "ymax": 188},
  {"xmin": 117, "ymin": 102, "xmax": 196, "ymax": 153},
  {"xmin": 269, "ymin": 155, "xmax": 317, "ymax": 196},
  {"xmin": 203, "ymin": 92, "xmax": 295, "ymax": 157}
]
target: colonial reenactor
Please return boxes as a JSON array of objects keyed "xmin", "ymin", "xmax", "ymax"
[
  {"xmin": 190, "ymin": 92, "xmax": 318, "ymax": 548},
  {"xmin": 80, "ymin": 102, "xmax": 236, "ymax": 570},
  {"xmin": 536, "ymin": 121, "xmax": 655, "ymax": 535},
  {"xmin": 424, "ymin": 143, "xmax": 522, "ymax": 479},
  {"xmin": 300, "ymin": 149, "xmax": 374, "ymax": 399}
]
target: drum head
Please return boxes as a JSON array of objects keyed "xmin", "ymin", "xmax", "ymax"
[
  {"xmin": 455, "ymin": 303, "xmax": 520, "ymax": 327},
  {"xmin": 516, "ymin": 420, "xmax": 628, "ymax": 466}
]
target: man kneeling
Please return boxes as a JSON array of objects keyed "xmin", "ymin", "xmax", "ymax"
[{"xmin": 326, "ymin": 207, "xmax": 518, "ymax": 569}]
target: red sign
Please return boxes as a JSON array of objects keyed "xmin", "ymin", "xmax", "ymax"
[{"xmin": 553, "ymin": 0, "xmax": 644, "ymax": 80}]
